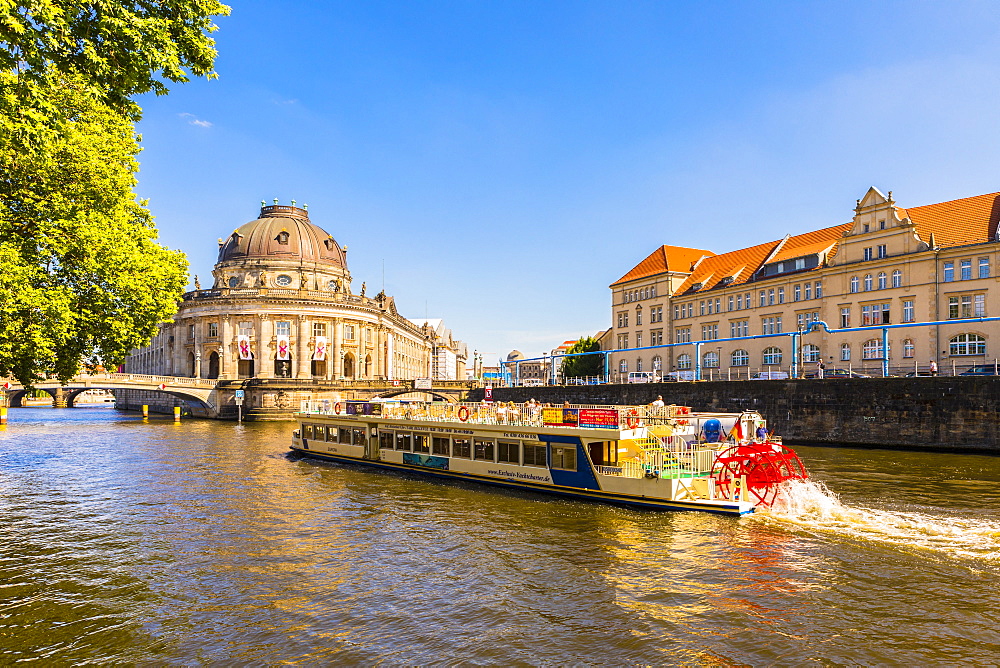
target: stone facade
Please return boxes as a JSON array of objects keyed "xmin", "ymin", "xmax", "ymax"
[
  {"xmin": 125, "ymin": 203, "xmax": 466, "ymax": 382},
  {"xmin": 609, "ymin": 187, "xmax": 1000, "ymax": 379}
]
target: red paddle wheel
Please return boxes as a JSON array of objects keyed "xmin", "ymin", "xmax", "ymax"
[{"xmin": 712, "ymin": 441, "xmax": 808, "ymax": 507}]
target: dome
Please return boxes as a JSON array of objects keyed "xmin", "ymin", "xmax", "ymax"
[
  {"xmin": 217, "ymin": 204, "xmax": 347, "ymax": 268},
  {"xmin": 507, "ymin": 350, "xmax": 524, "ymax": 361}
]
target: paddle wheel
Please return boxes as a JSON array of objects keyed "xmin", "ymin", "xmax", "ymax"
[{"xmin": 712, "ymin": 441, "xmax": 808, "ymax": 507}]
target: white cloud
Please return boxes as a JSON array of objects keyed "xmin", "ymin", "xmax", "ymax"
[{"xmin": 178, "ymin": 112, "xmax": 213, "ymax": 128}]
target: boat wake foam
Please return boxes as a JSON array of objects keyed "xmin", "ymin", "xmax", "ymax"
[{"xmin": 754, "ymin": 479, "xmax": 1000, "ymax": 567}]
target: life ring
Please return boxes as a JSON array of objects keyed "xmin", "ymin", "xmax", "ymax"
[
  {"xmin": 625, "ymin": 409, "xmax": 639, "ymax": 430},
  {"xmin": 458, "ymin": 406, "xmax": 470, "ymax": 422},
  {"xmin": 334, "ymin": 402, "xmax": 342, "ymax": 415}
]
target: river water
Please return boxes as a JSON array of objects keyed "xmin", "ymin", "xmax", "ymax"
[{"xmin": 1, "ymin": 407, "xmax": 999, "ymax": 665}]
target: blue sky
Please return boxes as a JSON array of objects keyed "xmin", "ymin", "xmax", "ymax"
[{"xmin": 136, "ymin": 1, "xmax": 1000, "ymax": 366}]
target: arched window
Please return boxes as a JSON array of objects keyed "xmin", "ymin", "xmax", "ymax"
[
  {"xmin": 903, "ymin": 339, "xmax": 915, "ymax": 358},
  {"xmin": 892, "ymin": 269, "xmax": 902, "ymax": 288},
  {"xmin": 950, "ymin": 333, "xmax": 986, "ymax": 356},
  {"xmin": 731, "ymin": 349, "xmax": 749, "ymax": 366},
  {"xmin": 877, "ymin": 272, "xmax": 887, "ymax": 290},
  {"xmin": 863, "ymin": 274, "xmax": 873, "ymax": 291},
  {"xmin": 762, "ymin": 347, "xmax": 782, "ymax": 365},
  {"xmin": 619, "ymin": 359, "xmax": 628, "ymax": 373},
  {"xmin": 862, "ymin": 339, "xmax": 884, "ymax": 359},
  {"xmin": 850, "ymin": 276, "xmax": 859, "ymax": 293},
  {"xmin": 802, "ymin": 344, "xmax": 820, "ymax": 362},
  {"xmin": 652, "ymin": 355, "xmax": 662, "ymax": 372},
  {"xmin": 636, "ymin": 305, "xmax": 642, "ymax": 325},
  {"xmin": 703, "ymin": 351, "xmax": 719, "ymax": 368},
  {"xmin": 841, "ymin": 343, "xmax": 851, "ymax": 361},
  {"xmin": 677, "ymin": 354, "xmax": 692, "ymax": 370}
]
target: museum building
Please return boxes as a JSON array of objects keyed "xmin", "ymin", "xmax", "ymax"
[
  {"xmin": 609, "ymin": 187, "xmax": 1000, "ymax": 377},
  {"xmin": 124, "ymin": 202, "xmax": 467, "ymax": 382}
]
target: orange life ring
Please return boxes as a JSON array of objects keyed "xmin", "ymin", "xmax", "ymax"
[
  {"xmin": 625, "ymin": 409, "xmax": 639, "ymax": 430},
  {"xmin": 334, "ymin": 402, "xmax": 342, "ymax": 415},
  {"xmin": 458, "ymin": 406, "xmax": 470, "ymax": 422}
]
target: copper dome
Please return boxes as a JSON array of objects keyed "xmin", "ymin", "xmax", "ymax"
[{"xmin": 217, "ymin": 205, "xmax": 347, "ymax": 268}]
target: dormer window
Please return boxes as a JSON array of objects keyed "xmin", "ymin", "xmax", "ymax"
[
  {"xmin": 879, "ymin": 219, "xmax": 886, "ymax": 230},
  {"xmin": 324, "ymin": 238, "xmax": 335, "ymax": 251},
  {"xmin": 691, "ymin": 282, "xmax": 703, "ymax": 291},
  {"xmin": 276, "ymin": 230, "xmax": 290, "ymax": 245},
  {"xmin": 863, "ymin": 223, "xmax": 870, "ymax": 233}
]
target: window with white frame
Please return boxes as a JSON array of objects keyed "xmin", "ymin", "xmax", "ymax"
[
  {"xmin": 745, "ymin": 292, "xmax": 751, "ymax": 308},
  {"xmin": 862, "ymin": 339, "xmax": 885, "ymax": 360},
  {"xmin": 636, "ymin": 307, "xmax": 642, "ymax": 325},
  {"xmin": 778, "ymin": 287, "xmax": 785, "ymax": 303},
  {"xmin": 815, "ymin": 282, "xmax": 822, "ymax": 298},
  {"xmin": 943, "ymin": 261, "xmax": 954, "ymax": 282},
  {"xmin": 862, "ymin": 303, "xmax": 891, "ymax": 325},
  {"xmin": 877, "ymin": 272, "xmax": 887, "ymax": 290},
  {"xmin": 761, "ymin": 316, "xmax": 783, "ymax": 335},
  {"xmin": 238, "ymin": 321, "xmax": 253, "ymax": 336},
  {"xmin": 850, "ymin": 276, "xmax": 859, "ymax": 293},
  {"xmin": 802, "ymin": 344, "xmax": 821, "ymax": 363},
  {"xmin": 864, "ymin": 274, "xmax": 873, "ymax": 291},
  {"xmin": 619, "ymin": 359, "xmax": 628, "ymax": 373},
  {"xmin": 892, "ymin": 270, "xmax": 902, "ymax": 288},
  {"xmin": 949, "ymin": 294, "xmax": 986, "ymax": 319},
  {"xmin": 961, "ymin": 259, "xmax": 972, "ymax": 281},
  {"xmin": 840, "ymin": 307, "xmax": 850, "ymax": 328},
  {"xmin": 902, "ymin": 300, "xmax": 914, "ymax": 323},
  {"xmin": 877, "ymin": 244, "xmax": 887, "ymax": 259},
  {"xmin": 677, "ymin": 354, "xmax": 692, "ymax": 370},
  {"xmin": 794, "ymin": 284, "xmax": 801, "ymax": 301},
  {"xmin": 804, "ymin": 282, "xmax": 812, "ymax": 300},
  {"xmin": 950, "ymin": 333, "xmax": 986, "ymax": 356},
  {"xmin": 768, "ymin": 289, "xmax": 775, "ymax": 306},
  {"xmin": 636, "ymin": 333, "xmax": 642, "ymax": 348},
  {"xmin": 703, "ymin": 352, "xmax": 719, "ymax": 368},
  {"xmin": 730, "ymin": 320, "xmax": 749, "ymax": 338},
  {"xmin": 700, "ymin": 301, "xmax": 706, "ymax": 316},
  {"xmin": 636, "ymin": 358, "xmax": 643, "ymax": 372},
  {"xmin": 728, "ymin": 296, "xmax": 734, "ymax": 311},
  {"xmin": 731, "ymin": 349, "xmax": 749, "ymax": 366},
  {"xmin": 736, "ymin": 293, "xmax": 744, "ymax": 310},
  {"xmin": 701, "ymin": 324, "xmax": 718, "ymax": 340},
  {"xmin": 796, "ymin": 312, "xmax": 820, "ymax": 330},
  {"xmin": 207, "ymin": 322, "xmax": 218, "ymax": 338},
  {"xmin": 675, "ymin": 328, "xmax": 691, "ymax": 343},
  {"xmin": 344, "ymin": 324, "xmax": 355, "ymax": 339},
  {"xmin": 651, "ymin": 329, "xmax": 663, "ymax": 345},
  {"xmin": 673, "ymin": 305, "xmax": 680, "ymax": 320},
  {"xmin": 762, "ymin": 347, "xmax": 782, "ymax": 365},
  {"xmin": 980, "ymin": 257, "xmax": 990, "ymax": 278},
  {"xmin": 840, "ymin": 343, "xmax": 851, "ymax": 361},
  {"xmin": 903, "ymin": 339, "xmax": 915, "ymax": 358},
  {"xmin": 864, "ymin": 247, "xmax": 873, "ymax": 261},
  {"xmin": 312, "ymin": 322, "xmax": 327, "ymax": 337},
  {"xmin": 759, "ymin": 291, "xmax": 766, "ymax": 307},
  {"xmin": 276, "ymin": 321, "xmax": 291, "ymax": 336}
]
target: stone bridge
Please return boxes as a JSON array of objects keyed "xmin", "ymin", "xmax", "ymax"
[{"xmin": 2, "ymin": 374, "xmax": 479, "ymax": 419}]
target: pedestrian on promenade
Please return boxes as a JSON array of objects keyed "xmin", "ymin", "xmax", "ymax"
[
  {"xmin": 818, "ymin": 360, "xmax": 825, "ymax": 379},
  {"xmin": 929, "ymin": 359, "xmax": 939, "ymax": 376}
]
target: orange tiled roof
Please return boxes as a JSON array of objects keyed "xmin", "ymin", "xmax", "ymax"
[
  {"xmin": 904, "ymin": 191, "xmax": 1000, "ymax": 248},
  {"xmin": 673, "ymin": 239, "xmax": 779, "ymax": 295},
  {"xmin": 611, "ymin": 244, "xmax": 714, "ymax": 286},
  {"xmin": 769, "ymin": 223, "xmax": 852, "ymax": 263}
]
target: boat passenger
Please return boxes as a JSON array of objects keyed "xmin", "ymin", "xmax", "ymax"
[
  {"xmin": 755, "ymin": 425, "xmax": 768, "ymax": 442},
  {"xmin": 496, "ymin": 402, "xmax": 508, "ymax": 424}
]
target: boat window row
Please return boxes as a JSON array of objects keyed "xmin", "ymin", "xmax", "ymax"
[
  {"xmin": 302, "ymin": 423, "xmax": 366, "ymax": 445},
  {"xmin": 378, "ymin": 430, "xmax": 575, "ymax": 470}
]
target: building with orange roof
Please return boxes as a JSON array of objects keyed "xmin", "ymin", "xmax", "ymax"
[{"xmin": 609, "ymin": 187, "xmax": 1000, "ymax": 379}]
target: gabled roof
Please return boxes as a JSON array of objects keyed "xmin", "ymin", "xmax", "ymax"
[
  {"xmin": 904, "ymin": 191, "xmax": 1000, "ymax": 248},
  {"xmin": 612, "ymin": 244, "xmax": 714, "ymax": 286},
  {"xmin": 673, "ymin": 239, "xmax": 779, "ymax": 295},
  {"xmin": 769, "ymin": 223, "xmax": 853, "ymax": 264}
]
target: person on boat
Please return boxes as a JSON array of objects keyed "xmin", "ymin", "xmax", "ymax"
[
  {"xmin": 496, "ymin": 402, "xmax": 508, "ymax": 424},
  {"xmin": 755, "ymin": 425, "xmax": 768, "ymax": 442}
]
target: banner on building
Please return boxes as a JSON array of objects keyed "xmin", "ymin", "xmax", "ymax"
[
  {"xmin": 313, "ymin": 336, "xmax": 327, "ymax": 360},
  {"xmin": 276, "ymin": 335, "xmax": 291, "ymax": 360},
  {"xmin": 237, "ymin": 335, "xmax": 252, "ymax": 360}
]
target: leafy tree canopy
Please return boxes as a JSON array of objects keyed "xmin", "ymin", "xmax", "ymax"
[
  {"xmin": 561, "ymin": 336, "xmax": 604, "ymax": 379},
  {"xmin": 0, "ymin": 1, "xmax": 228, "ymax": 386}
]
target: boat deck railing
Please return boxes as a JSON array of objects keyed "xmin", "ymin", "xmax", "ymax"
[{"xmin": 298, "ymin": 400, "xmax": 702, "ymax": 430}]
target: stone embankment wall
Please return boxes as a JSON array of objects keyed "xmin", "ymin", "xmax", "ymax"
[{"xmin": 468, "ymin": 378, "xmax": 1000, "ymax": 453}]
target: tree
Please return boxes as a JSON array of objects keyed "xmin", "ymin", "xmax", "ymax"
[
  {"xmin": 560, "ymin": 336, "xmax": 604, "ymax": 379},
  {"xmin": 0, "ymin": 1, "xmax": 229, "ymax": 386}
]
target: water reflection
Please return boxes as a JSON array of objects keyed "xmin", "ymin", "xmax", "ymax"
[{"xmin": 1, "ymin": 408, "xmax": 1000, "ymax": 664}]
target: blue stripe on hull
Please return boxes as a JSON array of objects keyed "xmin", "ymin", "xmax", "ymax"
[{"xmin": 290, "ymin": 447, "xmax": 751, "ymax": 516}]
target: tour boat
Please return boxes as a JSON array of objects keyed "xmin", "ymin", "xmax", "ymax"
[{"xmin": 290, "ymin": 401, "xmax": 808, "ymax": 516}]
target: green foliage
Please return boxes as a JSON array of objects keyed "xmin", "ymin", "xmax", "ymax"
[
  {"xmin": 1, "ymin": 0, "xmax": 230, "ymax": 119},
  {"xmin": 0, "ymin": 79, "xmax": 189, "ymax": 385},
  {"xmin": 0, "ymin": 1, "xmax": 228, "ymax": 386},
  {"xmin": 561, "ymin": 336, "xmax": 604, "ymax": 378}
]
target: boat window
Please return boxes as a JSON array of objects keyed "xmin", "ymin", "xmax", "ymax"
[
  {"xmin": 379, "ymin": 431, "xmax": 394, "ymax": 449},
  {"xmin": 326, "ymin": 426, "xmax": 337, "ymax": 442},
  {"xmin": 452, "ymin": 437, "xmax": 471, "ymax": 459},
  {"xmin": 413, "ymin": 434, "xmax": 431, "ymax": 453},
  {"xmin": 474, "ymin": 439, "xmax": 495, "ymax": 461},
  {"xmin": 395, "ymin": 432, "xmax": 412, "ymax": 451},
  {"xmin": 312, "ymin": 425, "xmax": 326, "ymax": 441},
  {"xmin": 352, "ymin": 429, "xmax": 366, "ymax": 446},
  {"xmin": 339, "ymin": 428, "xmax": 351, "ymax": 444},
  {"xmin": 523, "ymin": 443, "xmax": 547, "ymax": 468},
  {"xmin": 497, "ymin": 441, "xmax": 519, "ymax": 464},
  {"xmin": 551, "ymin": 446, "xmax": 577, "ymax": 471},
  {"xmin": 432, "ymin": 437, "xmax": 450, "ymax": 456},
  {"xmin": 303, "ymin": 424, "xmax": 314, "ymax": 439}
]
